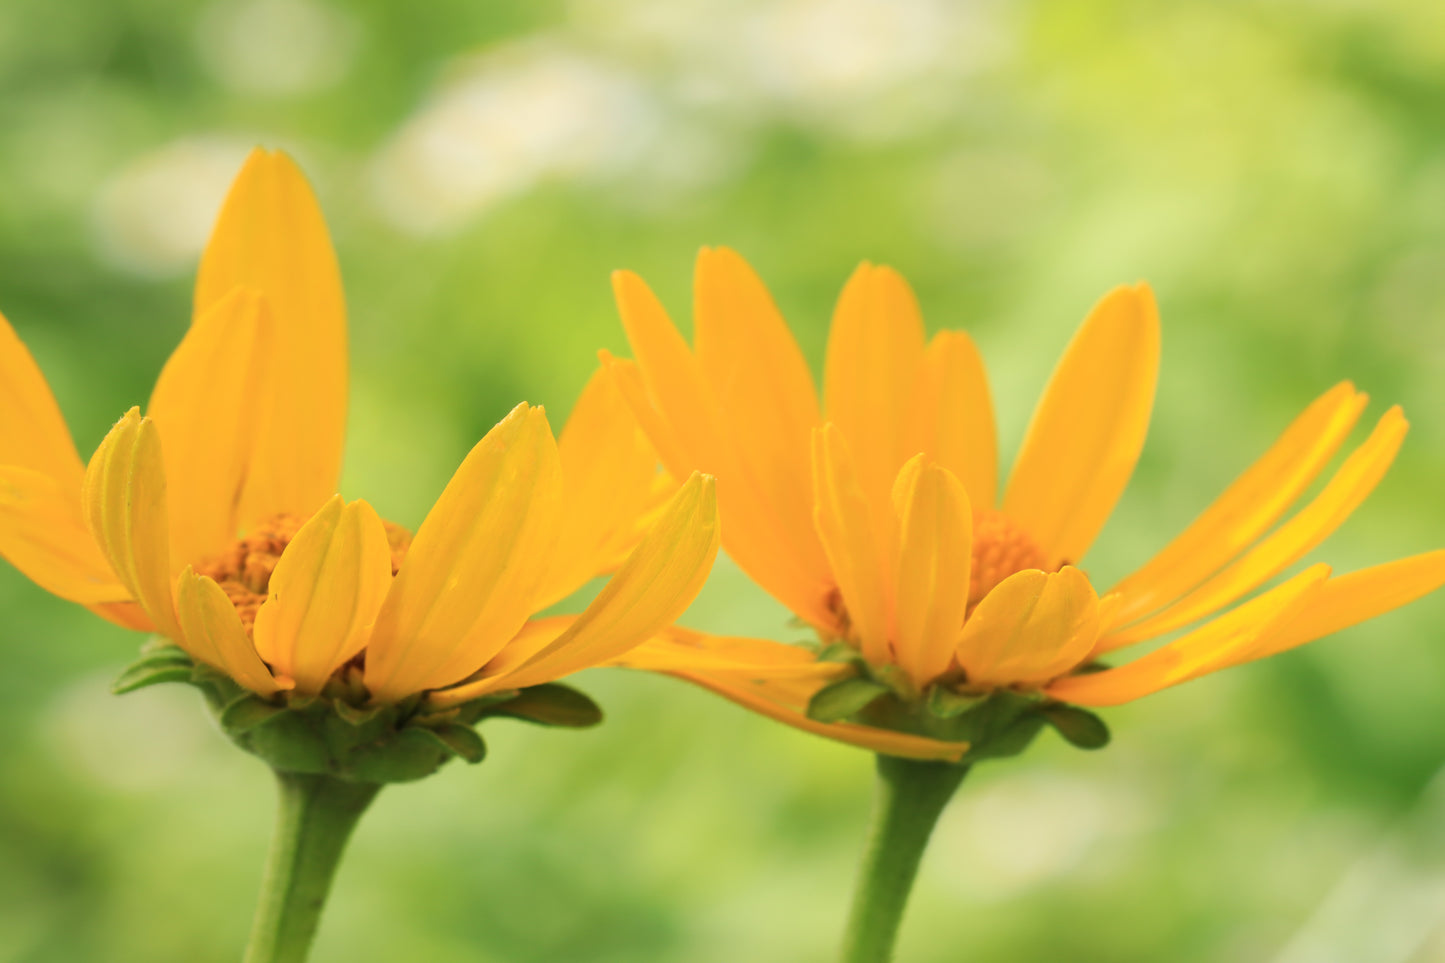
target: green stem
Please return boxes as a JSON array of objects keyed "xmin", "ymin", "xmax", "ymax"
[
  {"xmin": 840, "ymin": 755, "xmax": 970, "ymax": 963},
  {"xmin": 242, "ymin": 771, "xmax": 382, "ymax": 963}
]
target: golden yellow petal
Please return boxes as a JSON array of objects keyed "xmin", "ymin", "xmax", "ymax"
[
  {"xmin": 611, "ymin": 272, "xmax": 835, "ymax": 630},
  {"xmin": 1047, "ymin": 564, "xmax": 1330, "ymax": 707},
  {"xmin": 1243, "ymin": 551, "xmax": 1445, "ymax": 663},
  {"xmin": 823, "ymin": 263, "xmax": 926, "ymax": 527},
  {"xmin": 363, "ymin": 404, "xmax": 563, "ymax": 703},
  {"xmin": 0, "ymin": 309, "xmax": 84, "ymax": 487},
  {"xmin": 957, "ymin": 566, "xmax": 1100, "ymax": 687},
  {"xmin": 1103, "ymin": 382, "xmax": 1367, "ymax": 634},
  {"xmin": 478, "ymin": 471, "xmax": 720, "ymax": 692},
  {"xmin": 1104, "ymin": 407, "xmax": 1406, "ymax": 646},
  {"xmin": 194, "ymin": 148, "xmax": 346, "ymax": 529},
  {"xmin": 892, "ymin": 459, "xmax": 972, "ymax": 687},
  {"xmin": 907, "ymin": 330, "xmax": 998, "ymax": 509},
  {"xmin": 1002, "ymin": 284, "xmax": 1160, "ymax": 566},
  {"xmin": 147, "ymin": 287, "xmax": 276, "ymax": 566},
  {"xmin": 812, "ymin": 424, "xmax": 893, "ymax": 665},
  {"xmin": 80, "ymin": 409, "xmax": 183, "ymax": 641},
  {"xmin": 175, "ymin": 567, "xmax": 286, "ymax": 695},
  {"xmin": 533, "ymin": 367, "xmax": 675, "ymax": 608},
  {"xmin": 252, "ymin": 496, "xmax": 392, "ymax": 696},
  {"xmin": 0, "ymin": 467, "xmax": 129, "ymax": 604}
]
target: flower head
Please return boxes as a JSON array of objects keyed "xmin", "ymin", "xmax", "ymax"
[
  {"xmin": 601, "ymin": 247, "xmax": 1445, "ymax": 762},
  {"xmin": 0, "ymin": 151, "xmax": 719, "ymax": 777}
]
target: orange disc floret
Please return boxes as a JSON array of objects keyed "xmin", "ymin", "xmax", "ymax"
[
  {"xmin": 969, "ymin": 510, "xmax": 1050, "ymax": 607},
  {"xmin": 195, "ymin": 513, "xmax": 412, "ymax": 638}
]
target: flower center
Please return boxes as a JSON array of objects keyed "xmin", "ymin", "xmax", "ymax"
[
  {"xmin": 194, "ymin": 513, "xmax": 412, "ymax": 637},
  {"xmin": 968, "ymin": 509, "xmax": 1050, "ymax": 607}
]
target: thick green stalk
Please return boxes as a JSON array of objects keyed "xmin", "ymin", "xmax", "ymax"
[
  {"xmin": 243, "ymin": 771, "xmax": 382, "ymax": 963},
  {"xmin": 840, "ymin": 755, "xmax": 969, "ymax": 963}
]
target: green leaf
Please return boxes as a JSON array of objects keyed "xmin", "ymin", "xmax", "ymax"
[
  {"xmin": 1042, "ymin": 705, "xmax": 1111, "ymax": 749},
  {"xmin": 421, "ymin": 723, "xmax": 487, "ymax": 764},
  {"xmin": 806, "ymin": 677, "xmax": 891, "ymax": 723},
  {"xmin": 219, "ymin": 695, "xmax": 288, "ymax": 734},
  {"xmin": 487, "ymin": 683, "xmax": 603, "ymax": 728},
  {"xmin": 926, "ymin": 685, "xmax": 982, "ymax": 719}
]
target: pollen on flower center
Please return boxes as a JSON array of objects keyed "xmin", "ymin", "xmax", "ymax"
[
  {"xmin": 969, "ymin": 510, "xmax": 1050, "ymax": 606},
  {"xmin": 195, "ymin": 513, "xmax": 412, "ymax": 637}
]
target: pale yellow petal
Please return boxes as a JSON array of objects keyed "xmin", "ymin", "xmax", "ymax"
[
  {"xmin": 1104, "ymin": 382, "xmax": 1367, "ymax": 633},
  {"xmin": 907, "ymin": 330, "xmax": 998, "ymax": 509},
  {"xmin": 175, "ymin": 567, "xmax": 286, "ymax": 695},
  {"xmin": 0, "ymin": 309, "xmax": 84, "ymax": 487},
  {"xmin": 892, "ymin": 459, "xmax": 972, "ymax": 687},
  {"xmin": 147, "ymin": 287, "xmax": 276, "ymax": 566},
  {"xmin": 81, "ymin": 409, "xmax": 183, "ymax": 642},
  {"xmin": 812, "ymin": 424, "xmax": 892, "ymax": 665},
  {"xmin": 534, "ymin": 367, "xmax": 674, "ymax": 608},
  {"xmin": 194, "ymin": 148, "xmax": 346, "ymax": 528},
  {"xmin": 363, "ymin": 404, "xmax": 563, "ymax": 703},
  {"xmin": 823, "ymin": 263, "xmax": 926, "ymax": 524},
  {"xmin": 1103, "ymin": 407, "xmax": 1406, "ymax": 647},
  {"xmin": 252, "ymin": 496, "xmax": 392, "ymax": 695},
  {"xmin": 957, "ymin": 566, "xmax": 1100, "ymax": 687},
  {"xmin": 1048, "ymin": 564, "xmax": 1330, "ymax": 707},
  {"xmin": 0, "ymin": 466, "xmax": 128, "ymax": 604},
  {"xmin": 1002, "ymin": 284, "xmax": 1160, "ymax": 566}
]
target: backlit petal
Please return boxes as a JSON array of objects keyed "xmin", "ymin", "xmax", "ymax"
[
  {"xmin": 81, "ymin": 409, "xmax": 183, "ymax": 642},
  {"xmin": 823, "ymin": 263, "xmax": 926, "ymax": 523},
  {"xmin": 0, "ymin": 467, "xmax": 128, "ymax": 604},
  {"xmin": 175, "ymin": 567, "xmax": 286, "ymax": 695},
  {"xmin": 1104, "ymin": 407, "xmax": 1406, "ymax": 646},
  {"xmin": 813, "ymin": 424, "xmax": 892, "ymax": 665},
  {"xmin": 957, "ymin": 566, "xmax": 1099, "ymax": 687},
  {"xmin": 907, "ymin": 330, "xmax": 998, "ymax": 509},
  {"xmin": 363, "ymin": 404, "xmax": 562, "ymax": 703},
  {"xmin": 1103, "ymin": 382, "xmax": 1367, "ymax": 634},
  {"xmin": 892, "ymin": 459, "xmax": 972, "ymax": 686},
  {"xmin": 252, "ymin": 496, "xmax": 392, "ymax": 695},
  {"xmin": 1048, "ymin": 564, "xmax": 1330, "ymax": 707},
  {"xmin": 433, "ymin": 472, "xmax": 720, "ymax": 702},
  {"xmin": 0, "ymin": 309, "xmax": 83, "ymax": 486},
  {"xmin": 147, "ymin": 287, "xmax": 275, "ymax": 566},
  {"xmin": 194, "ymin": 148, "xmax": 346, "ymax": 528},
  {"xmin": 1002, "ymin": 284, "xmax": 1160, "ymax": 565}
]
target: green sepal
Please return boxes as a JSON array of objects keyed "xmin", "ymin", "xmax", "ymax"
[
  {"xmin": 112, "ymin": 657, "xmax": 195, "ymax": 694},
  {"xmin": 816, "ymin": 642, "xmax": 863, "ymax": 665},
  {"xmin": 478, "ymin": 683, "xmax": 603, "ymax": 728},
  {"xmin": 1040, "ymin": 704, "xmax": 1111, "ymax": 749},
  {"xmin": 220, "ymin": 694, "xmax": 289, "ymax": 734},
  {"xmin": 925, "ymin": 684, "xmax": 982, "ymax": 719},
  {"xmin": 412, "ymin": 723, "xmax": 487, "ymax": 764},
  {"xmin": 807, "ymin": 677, "xmax": 892, "ymax": 723},
  {"xmin": 333, "ymin": 699, "xmax": 386, "ymax": 727}
]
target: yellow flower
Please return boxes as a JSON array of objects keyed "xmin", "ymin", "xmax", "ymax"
[
  {"xmin": 600, "ymin": 247, "xmax": 1445, "ymax": 761},
  {"xmin": 0, "ymin": 149, "xmax": 719, "ymax": 709}
]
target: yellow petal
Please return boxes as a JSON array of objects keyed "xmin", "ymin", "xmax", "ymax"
[
  {"xmin": 534, "ymin": 367, "xmax": 675, "ymax": 608},
  {"xmin": 147, "ymin": 287, "xmax": 276, "ymax": 566},
  {"xmin": 1047, "ymin": 564, "xmax": 1330, "ymax": 707},
  {"xmin": 1103, "ymin": 382, "xmax": 1367, "ymax": 634},
  {"xmin": 1244, "ymin": 551, "xmax": 1445, "ymax": 663},
  {"xmin": 175, "ymin": 567, "xmax": 286, "ymax": 695},
  {"xmin": 194, "ymin": 148, "xmax": 346, "ymax": 528},
  {"xmin": 445, "ymin": 472, "xmax": 720, "ymax": 700},
  {"xmin": 1002, "ymin": 284, "xmax": 1160, "ymax": 566},
  {"xmin": 0, "ymin": 466, "xmax": 129, "ymax": 604},
  {"xmin": 907, "ymin": 330, "xmax": 998, "ymax": 509},
  {"xmin": 252, "ymin": 496, "xmax": 392, "ymax": 695},
  {"xmin": 813, "ymin": 424, "xmax": 892, "ymax": 665},
  {"xmin": 892, "ymin": 459, "xmax": 972, "ymax": 687},
  {"xmin": 81, "ymin": 409, "xmax": 183, "ymax": 642},
  {"xmin": 0, "ymin": 309, "xmax": 84, "ymax": 487},
  {"xmin": 957, "ymin": 566, "xmax": 1100, "ymax": 687},
  {"xmin": 1103, "ymin": 407, "xmax": 1406, "ymax": 646},
  {"xmin": 612, "ymin": 272, "xmax": 835, "ymax": 630},
  {"xmin": 823, "ymin": 263, "xmax": 926, "ymax": 525},
  {"xmin": 363, "ymin": 404, "xmax": 563, "ymax": 703}
]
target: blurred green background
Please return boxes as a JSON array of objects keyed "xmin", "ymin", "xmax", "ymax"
[{"xmin": 3, "ymin": 0, "xmax": 1445, "ymax": 960}]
